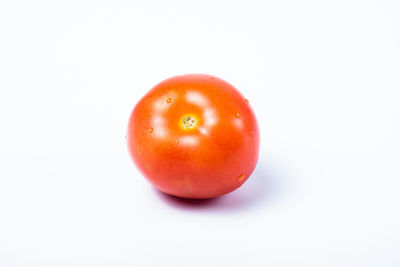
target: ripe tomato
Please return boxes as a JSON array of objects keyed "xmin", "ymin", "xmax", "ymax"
[{"xmin": 127, "ymin": 74, "xmax": 259, "ymax": 199}]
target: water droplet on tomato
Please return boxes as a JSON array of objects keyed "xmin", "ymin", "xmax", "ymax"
[
  {"xmin": 166, "ymin": 98, "xmax": 171, "ymax": 103},
  {"xmin": 148, "ymin": 128, "xmax": 153, "ymax": 133},
  {"xmin": 235, "ymin": 112, "xmax": 240, "ymax": 118},
  {"xmin": 238, "ymin": 173, "xmax": 245, "ymax": 182}
]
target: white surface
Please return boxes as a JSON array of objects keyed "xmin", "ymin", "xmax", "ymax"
[{"xmin": 1, "ymin": 0, "xmax": 400, "ymax": 266}]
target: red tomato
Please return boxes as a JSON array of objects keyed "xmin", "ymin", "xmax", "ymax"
[{"xmin": 127, "ymin": 74, "xmax": 259, "ymax": 199}]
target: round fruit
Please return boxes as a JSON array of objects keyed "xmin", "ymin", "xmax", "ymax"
[{"xmin": 126, "ymin": 74, "xmax": 259, "ymax": 199}]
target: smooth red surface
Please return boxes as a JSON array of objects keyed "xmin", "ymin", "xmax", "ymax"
[{"xmin": 127, "ymin": 74, "xmax": 259, "ymax": 199}]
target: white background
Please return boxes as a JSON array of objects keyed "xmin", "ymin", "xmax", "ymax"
[{"xmin": 1, "ymin": 0, "xmax": 400, "ymax": 266}]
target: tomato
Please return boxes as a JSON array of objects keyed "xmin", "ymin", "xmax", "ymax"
[{"xmin": 126, "ymin": 74, "xmax": 259, "ymax": 199}]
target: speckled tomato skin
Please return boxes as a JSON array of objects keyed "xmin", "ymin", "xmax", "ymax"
[{"xmin": 127, "ymin": 74, "xmax": 259, "ymax": 199}]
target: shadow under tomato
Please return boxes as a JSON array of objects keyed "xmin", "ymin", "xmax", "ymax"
[{"xmin": 154, "ymin": 161, "xmax": 279, "ymax": 213}]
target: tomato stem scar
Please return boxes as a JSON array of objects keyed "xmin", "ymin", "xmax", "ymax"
[{"xmin": 181, "ymin": 115, "xmax": 197, "ymax": 130}]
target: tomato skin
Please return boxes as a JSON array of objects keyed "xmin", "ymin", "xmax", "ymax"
[{"xmin": 127, "ymin": 74, "xmax": 259, "ymax": 199}]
